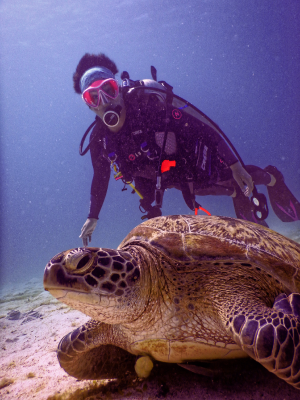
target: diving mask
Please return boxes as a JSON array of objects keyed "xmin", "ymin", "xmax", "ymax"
[{"xmin": 82, "ymin": 79, "xmax": 119, "ymax": 108}]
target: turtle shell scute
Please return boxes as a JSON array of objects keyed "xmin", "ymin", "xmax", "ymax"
[{"xmin": 118, "ymin": 215, "xmax": 300, "ymax": 291}]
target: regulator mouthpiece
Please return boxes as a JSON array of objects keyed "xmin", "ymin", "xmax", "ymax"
[{"xmin": 103, "ymin": 105, "xmax": 122, "ymax": 128}]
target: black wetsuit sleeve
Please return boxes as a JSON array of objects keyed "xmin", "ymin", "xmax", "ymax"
[{"xmin": 88, "ymin": 123, "xmax": 111, "ymax": 219}]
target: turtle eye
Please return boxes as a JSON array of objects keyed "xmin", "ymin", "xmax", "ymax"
[
  {"xmin": 64, "ymin": 249, "xmax": 95, "ymax": 274},
  {"xmin": 76, "ymin": 255, "xmax": 91, "ymax": 270}
]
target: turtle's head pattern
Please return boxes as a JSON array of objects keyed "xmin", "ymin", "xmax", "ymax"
[{"xmin": 44, "ymin": 247, "xmax": 141, "ymax": 322}]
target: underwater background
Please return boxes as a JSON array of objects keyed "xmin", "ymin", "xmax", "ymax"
[{"xmin": 0, "ymin": 0, "xmax": 300, "ymax": 288}]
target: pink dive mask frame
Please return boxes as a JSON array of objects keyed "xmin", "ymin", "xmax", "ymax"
[{"xmin": 82, "ymin": 79, "xmax": 119, "ymax": 108}]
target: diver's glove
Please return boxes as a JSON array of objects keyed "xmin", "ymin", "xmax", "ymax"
[
  {"xmin": 79, "ymin": 218, "xmax": 98, "ymax": 246},
  {"xmin": 230, "ymin": 161, "xmax": 254, "ymax": 197}
]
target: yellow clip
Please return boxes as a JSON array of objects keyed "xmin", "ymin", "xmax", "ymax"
[
  {"xmin": 111, "ymin": 162, "xmax": 143, "ymax": 199},
  {"xmin": 127, "ymin": 182, "xmax": 143, "ymax": 199},
  {"xmin": 112, "ymin": 163, "xmax": 118, "ymax": 173},
  {"xmin": 114, "ymin": 171, "xmax": 123, "ymax": 179}
]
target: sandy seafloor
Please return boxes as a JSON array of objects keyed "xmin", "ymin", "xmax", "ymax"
[{"xmin": 1, "ymin": 229, "xmax": 300, "ymax": 400}]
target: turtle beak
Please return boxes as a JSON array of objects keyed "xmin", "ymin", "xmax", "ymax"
[
  {"xmin": 43, "ymin": 262, "xmax": 62, "ymax": 291},
  {"xmin": 43, "ymin": 260, "xmax": 84, "ymax": 293}
]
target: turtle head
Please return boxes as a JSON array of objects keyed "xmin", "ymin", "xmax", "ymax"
[{"xmin": 43, "ymin": 247, "xmax": 142, "ymax": 323}]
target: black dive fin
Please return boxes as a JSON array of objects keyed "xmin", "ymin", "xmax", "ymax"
[
  {"xmin": 151, "ymin": 65, "xmax": 157, "ymax": 81},
  {"xmin": 264, "ymin": 165, "xmax": 300, "ymax": 222},
  {"xmin": 233, "ymin": 189, "xmax": 269, "ymax": 227}
]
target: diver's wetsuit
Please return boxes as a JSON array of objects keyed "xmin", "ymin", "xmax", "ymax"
[{"xmin": 87, "ymin": 92, "xmax": 271, "ymax": 219}]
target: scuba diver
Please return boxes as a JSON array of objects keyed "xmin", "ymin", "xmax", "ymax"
[{"xmin": 73, "ymin": 53, "xmax": 300, "ymax": 246}]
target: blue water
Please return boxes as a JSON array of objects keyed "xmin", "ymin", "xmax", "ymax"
[{"xmin": 0, "ymin": 0, "xmax": 299, "ymax": 287}]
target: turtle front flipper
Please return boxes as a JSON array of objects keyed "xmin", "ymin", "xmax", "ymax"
[
  {"xmin": 57, "ymin": 320, "xmax": 136, "ymax": 380},
  {"xmin": 224, "ymin": 293, "xmax": 300, "ymax": 389}
]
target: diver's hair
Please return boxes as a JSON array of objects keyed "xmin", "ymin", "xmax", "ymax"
[{"xmin": 73, "ymin": 53, "xmax": 119, "ymax": 94}]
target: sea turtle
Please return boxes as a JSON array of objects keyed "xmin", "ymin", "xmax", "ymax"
[{"xmin": 43, "ymin": 215, "xmax": 300, "ymax": 389}]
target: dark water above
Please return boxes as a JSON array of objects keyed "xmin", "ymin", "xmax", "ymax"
[{"xmin": 0, "ymin": 0, "xmax": 299, "ymax": 287}]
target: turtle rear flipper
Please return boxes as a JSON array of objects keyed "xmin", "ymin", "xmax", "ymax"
[
  {"xmin": 224, "ymin": 293, "xmax": 300, "ymax": 389},
  {"xmin": 57, "ymin": 320, "xmax": 136, "ymax": 380}
]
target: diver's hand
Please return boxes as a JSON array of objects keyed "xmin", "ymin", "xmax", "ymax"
[
  {"xmin": 79, "ymin": 218, "xmax": 98, "ymax": 246},
  {"xmin": 230, "ymin": 161, "xmax": 254, "ymax": 197}
]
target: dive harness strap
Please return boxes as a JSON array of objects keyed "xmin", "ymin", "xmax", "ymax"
[
  {"xmin": 181, "ymin": 181, "xmax": 201, "ymax": 211},
  {"xmin": 151, "ymin": 66, "xmax": 201, "ymax": 212},
  {"xmin": 153, "ymin": 67, "xmax": 174, "ymax": 209}
]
